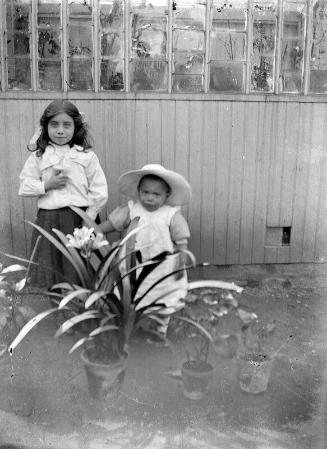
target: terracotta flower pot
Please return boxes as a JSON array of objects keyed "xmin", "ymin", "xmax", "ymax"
[
  {"xmin": 181, "ymin": 360, "xmax": 214, "ymax": 400},
  {"xmin": 237, "ymin": 353, "xmax": 273, "ymax": 394},
  {"xmin": 81, "ymin": 350, "xmax": 127, "ymax": 401}
]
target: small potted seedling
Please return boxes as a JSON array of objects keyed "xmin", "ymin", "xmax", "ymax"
[
  {"xmin": 173, "ymin": 281, "xmax": 243, "ymax": 400},
  {"xmin": 236, "ymin": 308, "xmax": 276, "ymax": 394}
]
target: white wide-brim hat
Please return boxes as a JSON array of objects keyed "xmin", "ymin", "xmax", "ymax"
[{"xmin": 118, "ymin": 164, "xmax": 192, "ymax": 206}]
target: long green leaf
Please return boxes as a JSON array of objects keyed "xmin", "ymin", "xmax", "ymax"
[
  {"xmin": 119, "ymin": 224, "xmax": 146, "ymax": 247},
  {"xmin": 69, "ymin": 336, "xmax": 92, "ymax": 354},
  {"xmin": 59, "ymin": 288, "xmax": 90, "ymax": 309},
  {"xmin": 89, "ymin": 324, "xmax": 119, "ymax": 337},
  {"xmin": 134, "ymin": 264, "xmax": 192, "ymax": 307},
  {"xmin": 52, "ymin": 228, "xmax": 91, "ymax": 285},
  {"xmin": 95, "ymin": 245, "xmax": 121, "ymax": 288},
  {"xmin": 84, "ymin": 290, "xmax": 108, "ymax": 309},
  {"xmin": 27, "ymin": 221, "xmax": 87, "ymax": 287},
  {"xmin": 55, "ymin": 311, "xmax": 102, "ymax": 337},
  {"xmin": 9, "ymin": 308, "xmax": 62, "ymax": 352},
  {"xmin": 135, "ymin": 287, "xmax": 180, "ymax": 314},
  {"xmin": 171, "ymin": 315, "xmax": 215, "ymax": 344},
  {"xmin": 0, "ymin": 251, "xmax": 75, "ymax": 286},
  {"xmin": 51, "ymin": 282, "xmax": 74, "ymax": 291}
]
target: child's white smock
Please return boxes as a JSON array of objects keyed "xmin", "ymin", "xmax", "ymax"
[{"xmin": 109, "ymin": 200, "xmax": 190, "ymax": 315}]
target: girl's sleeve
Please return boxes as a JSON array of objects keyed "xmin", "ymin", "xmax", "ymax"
[
  {"xmin": 85, "ymin": 153, "xmax": 109, "ymax": 219},
  {"xmin": 19, "ymin": 154, "xmax": 45, "ymax": 197},
  {"xmin": 107, "ymin": 204, "xmax": 131, "ymax": 231},
  {"xmin": 170, "ymin": 210, "xmax": 190, "ymax": 245}
]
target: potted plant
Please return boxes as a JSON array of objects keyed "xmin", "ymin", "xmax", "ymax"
[
  {"xmin": 8, "ymin": 207, "xmax": 196, "ymax": 401},
  {"xmin": 172, "ymin": 281, "xmax": 244, "ymax": 400},
  {"xmin": 236, "ymin": 308, "xmax": 276, "ymax": 394}
]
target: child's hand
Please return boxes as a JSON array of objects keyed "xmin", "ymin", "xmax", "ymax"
[{"xmin": 44, "ymin": 170, "xmax": 70, "ymax": 191}]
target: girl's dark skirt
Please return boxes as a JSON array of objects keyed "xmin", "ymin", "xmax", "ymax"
[{"xmin": 29, "ymin": 207, "xmax": 90, "ymax": 289}]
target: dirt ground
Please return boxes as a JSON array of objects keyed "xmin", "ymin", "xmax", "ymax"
[{"xmin": 0, "ymin": 263, "xmax": 326, "ymax": 449}]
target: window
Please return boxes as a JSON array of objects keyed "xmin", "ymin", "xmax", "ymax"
[{"xmin": 0, "ymin": 0, "xmax": 327, "ymax": 94}]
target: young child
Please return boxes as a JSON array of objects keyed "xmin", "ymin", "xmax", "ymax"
[
  {"xmin": 19, "ymin": 99, "xmax": 108, "ymax": 288},
  {"xmin": 99, "ymin": 164, "xmax": 192, "ymax": 335}
]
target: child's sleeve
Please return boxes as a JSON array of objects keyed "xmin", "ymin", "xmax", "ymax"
[
  {"xmin": 19, "ymin": 155, "xmax": 45, "ymax": 197},
  {"xmin": 85, "ymin": 153, "xmax": 108, "ymax": 219},
  {"xmin": 107, "ymin": 204, "xmax": 131, "ymax": 232},
  {"xmin": 170, "ymin": 211, "xmax": 190, "ymax": 246}
]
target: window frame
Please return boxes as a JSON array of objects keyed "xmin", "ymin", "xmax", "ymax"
[{"xmin": 0, "ymin": 0, "xmax": 325, "ymax": 97}]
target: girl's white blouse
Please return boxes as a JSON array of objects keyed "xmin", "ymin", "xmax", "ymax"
[{"xmin": 19, "ymin": 144, "xmax": 108, "ymax": 219}]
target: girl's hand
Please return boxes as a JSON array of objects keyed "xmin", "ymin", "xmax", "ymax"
[{"xmin": 44, "ymin": 170, "xmax": 70, "ymax": 192}]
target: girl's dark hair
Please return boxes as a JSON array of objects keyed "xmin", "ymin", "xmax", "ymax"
[
  {"xmin": 137, "ymin": 174, "xmax": 171, "ymax": 194},
  {"xmin": 28, "ymin": 99, "xmax": 93, "ymax": 155}
]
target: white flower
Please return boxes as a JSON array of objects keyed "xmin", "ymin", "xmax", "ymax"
[
  {"xmin": 92, "ymin": 233, "xmax": 109, "ymax": 250},
  {"xmin": 66, "ymin": 227, "xmax": 109, "ymax": 258}
]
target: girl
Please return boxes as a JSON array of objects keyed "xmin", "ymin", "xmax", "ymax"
[
  {"xmin": 99, "ymin": 164, "xmax": 192, "ymax": 335},
  {"xmin": 19, "ymin": 99, "xmax": 108, "ymax": 288}
]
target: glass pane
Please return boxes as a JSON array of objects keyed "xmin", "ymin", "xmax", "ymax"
[
  {"xmin": 38, "ymin": 30, "xmax": 61, "ymax": 58},
  {"xmin": 100, "ymin": 60, "xmax": 124, "ymax": 90},
  {"xmin": 173, "ymin": 0, "xmax": 205, "ymax": 30},
  {"xmin": 7, "ymin": 33, "xmax": 30, "ymax": 55},
  {"xmin": 172, "ymin": 73, "xmax": 203, "ymax": 92},
  {"xmin": 280, "ymin": 2, "xmax": 305, "ymax": 93},
  {"xmin": 310, "ymin": 0, "xmax": 327, "ymax": 93},
  {"xmin": 37, "ymin": 0, "xmax": 61, "ymax": 26},
  {"xmin": 172, "ymin": 0, "xmax": 205, "ymax": 86},
  {"xmin": 69, "ymin": 59, "xmax": 93, "ymax": 90},
  {"xmin": 38, "ymin": 60, "xmax": 62, "ymax": 89},
  {"xmin": 100, "ymin": 0, "xmax": 124, "ymax": 58},
  {"xmin": 68, "ymin": 0, "xmax": 93, "ymax": 57},
  {"xmin": 251, "ymin": 1, "xmax": 277, "ymax": 92},
  {"xmin": 173, "ymin": 28, "xmax": 204, "ymax": 52},
  {"xmin": 130, "ymin": 0, "xmax": 167, "ymax": 59},
  {"xmin": 130, "ymin": 60, "xmax": 167, "ymax": 91},
  {"xmin": 212, "ymin": 0, "xmax": 247, "ymax": 31},
  {"xmin": 6, "ymin": 0, "xmax": 31, "ymax": 63},
  {"xmin": 209, "ymin": 61, "xmax": 244, "ymax": 91},
  {"xmin": 7, "ymin": 58, "xmax": 31, "ymax": 89},
  {"xmin": 6, "ymin": 0, "xmax": 31, "ymax": 32},
  {"xmin": 210, "ymin": 32, "xmax": 245, "ymax": 60},
  {"xmin": 174, "ymin": 51, "xmax": 204, "ymax": 74}
]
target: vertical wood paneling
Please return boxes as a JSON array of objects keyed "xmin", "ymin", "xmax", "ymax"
[
  {"xmin": 188, "ymin": 102, "xmax": 204, "ymax": 260},
  {"xmin": 175, "ymin": 101, "xmax": 191, "ymax": 243},
  {"xmin": 1, "ymin": 97, "xmax": 327, "ymax": 266},
  {"xmin": 314, "ymin": 115, "xmax": 327, "ymax": 262},
  {"xmin": 161, "ymin": 101, "xmax": 176, "ymax": 168},
  {"xmin": 0, "ymin": 100, "xmax": 13, "ymax": 257},
  {"xmin": 290, "ymin": 103, "xmax": 312, "ymax": 262},
  {"xmin": 200, "ymin": 102, "xmax": 218, "ymax": 263},
  {"xmin": 302, "ymin": 104, "xmax": 326, "ymax": 262},
  {"xmin": 267, "ymin": 102, "xmax": 286, "ymax": 227},
  {"xmin": 134, "ymin": 101, "xmax": 148, "ymax": 168},
  {"xmin": 6, "ymin": 102, "xmax": 31, "ymax": 257},
  {"xmin": 253, "ymin": 102, "xmax": 271, "ymax": 263},
  {"xmin": 239, "ymin": 102, "xmax": 258, "ymax": 264},
  {"xmin": 146, "ymin": 101, "xmax": 161, "ymax": 163},
  {"xmin": 226, "ymin": 102, "xmax": 245, "ymax": 264},
  {"xmin": 213, "ymin": 102, "xmax": 231, "ymax": 264}
]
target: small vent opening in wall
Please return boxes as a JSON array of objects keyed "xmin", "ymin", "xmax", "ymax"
[{"xmin": 282, "ymin": 227, "xmax": 291, "ymax": 245}]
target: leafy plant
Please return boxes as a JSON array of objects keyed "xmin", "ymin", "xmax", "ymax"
[
  {"xmin": 0, "ymin": 264, "xmax": 35, "ymax": 356},
  {"xmin": 8, "ymin": 207, "xmax": 196, "ymax": 364},
  {"xmin": 237, "ymin": 308, "xmax": 276, "ymax": 356},
  {"xmin": 172, "ymin": 281, "xmax": 244, "ymax": 363}
]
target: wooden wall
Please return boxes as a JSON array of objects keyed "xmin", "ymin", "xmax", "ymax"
[{"xmin": 0, "ymin": 95, "xmax": 326, "ymax": 265}]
